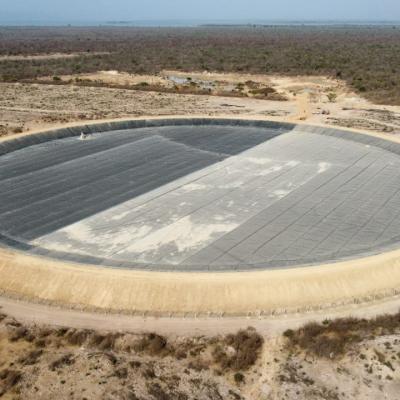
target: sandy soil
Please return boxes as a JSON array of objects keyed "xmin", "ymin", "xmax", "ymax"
[
  {"xmin": 57, "ymin": 70, "xmax": 168, "ymax": 86},
  {"xmin": 0, "ymin": 52, "xmax": 109, "ymax": 61},
  {"xmin": 0, "ymin": 80, "xmax": 294, "ymax": 137},
  {"xmin": 2, "ymin": 71, "xmax": 399, "ymax": 137},
  {"xmin": 2, "ymin": 294, "xmax": 400, "ymax": 337},
  {"xmin": 0, "ymin": 311, "xmax": 250, "ymax": 400},
  {"xmin": 1, "ymin": 307, "xmax": 400, "ymax": 400},
  {"xmin": 1, "ymin": 219, "xmax": 400, "ymax": 319}
]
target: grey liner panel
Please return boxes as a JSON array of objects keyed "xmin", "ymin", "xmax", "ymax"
[
  {"xmin": 294, "ymin": 125, "xmax": 400, "ymax": 155},
  {"xmin": 2, "ymin": 119, "xmax": 399, "ymax": 156},
  {"xmin": 1, "ymin": 118, "xmax": 400, "ymax": 272},
  {"xmin": 0, "ymin": 118, "xmax": 294, "ymax": 156},
  {"xmin": 3, "ymin": 231, "xmax": 400, "ymax": 272},
  {"xmin": 0, "ymin": 122, "xmax": 289, "ymax": 241}
]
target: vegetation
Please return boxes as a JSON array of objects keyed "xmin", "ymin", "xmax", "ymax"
[
  {"xmin": 0, "ymin": 312, "xmax": 260, "ymax": 399},
  {"xmin": 327, "ymin": 92, "xmax": 338, "ymax": 103},
  {"xmin": 212, "ymin": 328, "xmax": 264, "ymax": 371},
  {"xmin": 0, "ymin": 26, "xmax": 400, "ymax": 104},
  {"xmin": 1, "ymin": 308, "xmax": 400, "ymax": 398},
  {"xmin": 284, "ymin": 311, "xmax": 400, "ymax": 359}
]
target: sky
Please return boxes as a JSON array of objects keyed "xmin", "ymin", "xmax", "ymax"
[{"xmin": 0, "ymin": 0, "xmax": 399, "ymax": 23}]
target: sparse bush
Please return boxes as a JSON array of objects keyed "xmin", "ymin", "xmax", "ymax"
[
  {"xmin": 114, "ymin": 367, "xmax": 128, "ymax": 379},
  {"xmin": 34, "ymin": 338, "xmax": 47, "ymax": 348},
  {"xmin": 89, "ymin": 332, "xmax": 121, "ymax": 350},
  {"xmin": 0, "ymin": 369, "xmax": 22, "ymax": 397},
  {"xmin": 104, "ymin": 351, "xmax": 119, "ymax": 365},
  {"xmin": 1, "ymin": 26, "xmax": 400, "ymax": 104},
  {"xmin": 49, "ymin": 354, "xmax": 75, "ymax": 371},
  {"xmin": 187, "ymin": 359, "xmax": 209, "ymax": 372},
  {"xmin": 65, "ymin": 328, "xmax": 92, "ymax": 346},
  {"xmin": 284, "ymin": 311, "xmax": 400, "ymax": 358},
  {"xmin": 8, "ymin": 326, "xmax": 30, "ymax": 342},
  {"xmin": 129, "ymin": 360, "xmax": 142, "ymax": 369},
  {"xmin": 55, "ymin": 327, "xmax": 68, "ymax": 337},
  {"xmin": 134, "ymin": 333, "xmax": 170, "ymax": 356},
  {"xmin": 249, "ymin": 86, "xmax": 276, "ymax": 96},
  {"xmin": 18, "ymin": 349, "xmax": 43, "ymax": 366},
  {"xmin": 244, "ymin": 80, "xmax": 260, "ymax": 89},
  {"xmin": 142, "ymin": 366, "xmax": 156, "ymax": 379},
  {"xmin": 234, "ymin": 372, "xmax": 245, "ymax": 384},
  {"xmin": 327, "ymin": 92, "xmax": 338, "ymax": 102},
  {"xmin": 146, "ymin": 382, "xmax": 171, "ymax": 400},
  {"xmin": 12, "ymin": 126, "xmax": 23, "ymax": 134},
  {"xmin": 212, "ymin": 328, "xmax": 263, "ymax": 371}
]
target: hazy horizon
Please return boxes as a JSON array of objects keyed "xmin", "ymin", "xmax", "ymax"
[
  {"xmin": 0, "ymin": 0, "xmax": 399, "ymax": 25},
  {"xmin": 2, "ymin": 20, "xmax": 400, "ymax": 28}
]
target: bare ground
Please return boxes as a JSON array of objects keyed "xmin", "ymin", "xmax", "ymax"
[
  {"xmin": 1, "ymin": 307, "xmax": 400, "ymax": 400},
  {"xmin": 1, "ymin": 72, "xmax": 400, "ymax": 138},
  {"xmin": 0, "ymin": 52, "xmax": 110, "ymax": 62}
]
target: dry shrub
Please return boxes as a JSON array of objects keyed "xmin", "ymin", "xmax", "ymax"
[
  {"xmin": 17, "ymin": 350, "xmax": 43, "ymax": 366},
  {"xmin": 146, "ymin": 382, "xmax": 189, "ymax": 400},
  {"xmin": 284, "ymin": 311, "xmax": 400, "ymax": 358},
  {"xmin": 134, "ymin": 333, "xmax": 171, "ymax": 356},
  {"xmin": 114, "ymin": 367, "xmax": 128, "ymax": 379},
  {"xmin": 146, "ymin": 382, "xmax": 170, "ymax": 400},
  {"xmin": 49, "ymin": 353, "xmax": 75, "ymax": 371},
  {"xmin": 233, "ymin": 372, "xmax": 245, "ymax": 384},
  {"xmin": 249, "ymin": 87, "xmax": 276, "ymax": 96},
  {"xmin": 245, "ymin": 80, "xmax": 261, "ymax": 89},
  {"xmin": 229, "ymin": 389, "xmax": 243, "ymax": 400},
  {"xmin": 129, "ymin": 360, "xmax": 142, "ymax": 369},
  {"xmin": 172, "ymin": 338, "xmax": 207, "ymax": 360},
  {"xmin": 89, "ymin": 332, "xmax": 121, "ymax": 351},
  {"xmin": 109, "ymin": 389, "xmax": 140, "ymax": 400},
  {"xmin": 8, "ymin": 326, "xmax": 31, "ymax": 342},
  {"xmin": 187, "ymin": 359, "xmax": 209, "ymax": 372},
  {"xmin": 37, "ymin": 328, "xmax": 53, "ymax": 338},
  {"xmin": 174, "ymin": 348, "xmax": 188, "ymax": 360},
  {"xmin": 55, "ymin": 327, "xmax": 68, "ymax": 337},
  {"xmin": 372, "ymin": 311, "xmax": 400, "ymax": 332},
  {"xmin": 5, "ymin": 319, "xmax": 21, "ymax": 328},
  {"xmin": 248, "ymin": 86, "xmax": 287, "ymax": 101},
  {"xmin": 12, "ymin": 126, "xmax": 23, "ymax": 134},
  {"xmin": 65, "ymin": 328, "xmax": 92, "ymax": 346},
  {"xmin": 34, "ymin": 338, "xmax": 47, "ymax": 348},
  {"xmin": 104, "ymin": 352, "xmax": 119, "ymax": 365},
  {"xmin": 212, "ymin": 328, "xmax": 264, "ymax": 371},
  {"xmin": 0, "ymin": 369, "xmax": 22, "ymax": 397},
  {"xmin": 0, "ymin": 126, "xmax": 9, "ymax": 138},
  {"xmin": 142, "ymin": 366, "xmax": 156, "ymax": 379},
  {"xmin": 283, "ymin": 321, "xmax": 357, "ymax": 358}
]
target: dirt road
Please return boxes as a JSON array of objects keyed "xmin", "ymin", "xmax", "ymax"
[{"xmin": 2, "ymin": 295, "xmax": 400, "ymax": 337}]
